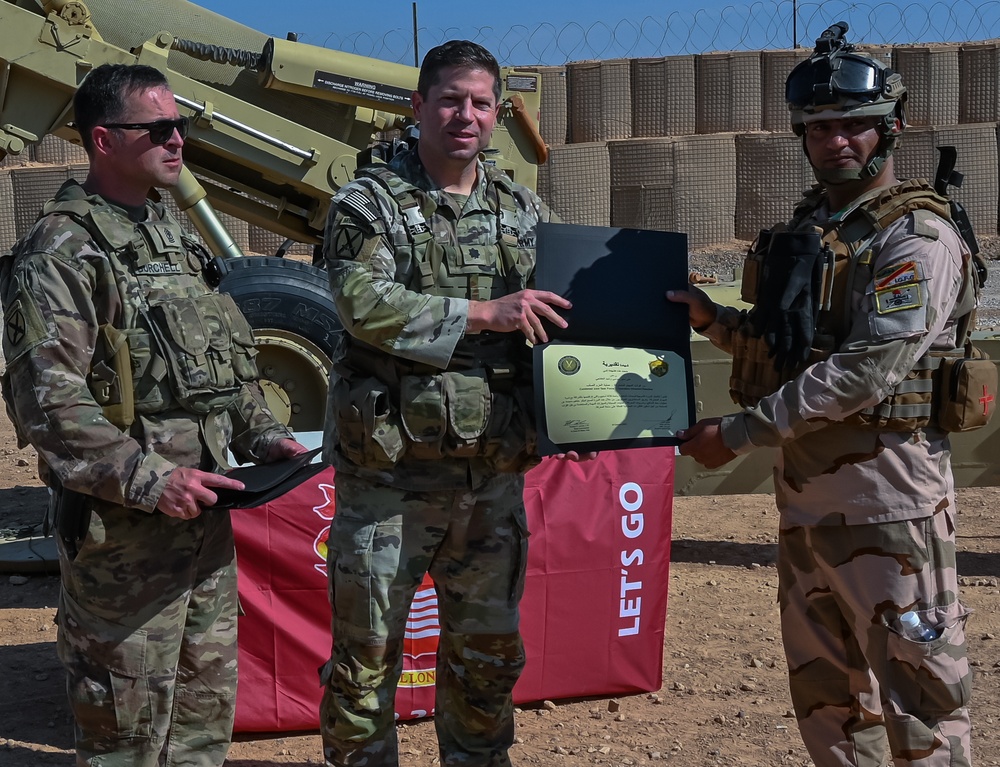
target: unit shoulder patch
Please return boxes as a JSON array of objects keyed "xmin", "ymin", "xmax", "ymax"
[
  {"xmin": 2, "ymin": 293, "xmax": 53, "ymax": 363},
  {"xmin": 334, "ymin": 223, "xmax": 368, "ymax": 260},
  {"xmin": 875, "ymin": 282, "xmax": 923, "ymax": 314}
]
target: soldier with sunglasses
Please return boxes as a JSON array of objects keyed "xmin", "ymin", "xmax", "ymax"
[
  {"xmin": 670, "ymin": 22, "xmax": 979, "ymax": 767},
  {"xmin": 0, "ymin": 63, "xmax": 306, "ymax": 766}
]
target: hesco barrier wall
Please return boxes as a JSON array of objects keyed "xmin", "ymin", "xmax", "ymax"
[
  {"xmin": 530, "ymin": 41, "xmax": 1000, "ymax": 249},
  {"xmin": 630, "ymin": 55, "xmax": 697, "ymax": 138},
  {"xmin": 2, "ymin": 42, "xmax": 1000, "ymax": 252},
  {"xmin": 0, "ymin": 161, "xmax": 305, "ymax": 257}
]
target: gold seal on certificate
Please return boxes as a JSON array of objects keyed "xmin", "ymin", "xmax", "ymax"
[{"xmin": 542, "ymin": 345, "xmax": 689, "ymax": 445}]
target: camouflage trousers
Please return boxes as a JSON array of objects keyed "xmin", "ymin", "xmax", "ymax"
[
  {"xmin": 320, "ymin": 471, "xmax": 529, "ymax": 767},
  {"xmin": 778, "ymin": 508, "xmax": 972, "ymax": 767},
  {"xmin": 56, "ymin": 499, "xmax": 239, "ymax": 767}
]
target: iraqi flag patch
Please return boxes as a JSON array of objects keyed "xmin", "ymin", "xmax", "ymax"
[{"xmin": 874, "ymin": 260, "xmax": 921, "ymax": 290}]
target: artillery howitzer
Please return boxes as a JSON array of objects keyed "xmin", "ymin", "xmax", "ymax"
[{"xmin": 0, "ymin": 0, "xmax": 545, "ymax": 431}]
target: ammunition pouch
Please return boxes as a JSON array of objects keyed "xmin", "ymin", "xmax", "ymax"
[
  {"xmin": 848, "ymin": 354, "xmax": 940, "ymax": 431},
  {"xmin": 331, "ymin": 375, "xmax": 406, "ymax": 469},
  {"xmin": 88, "ymin": 324, "xmax": 136, "ymax": 429},
  {"xmin": 86, "ymin": 291, "xmax": 257, "ymax": 427},
  {"xmin": 401, "ymin": 369, "xmax": 491, "ymax": 459},
  {"xmin": 333, "ymin": 335, "xmax": 539, "ymax": 472},
  {"xmin": 729, "ymin": 327, "xmax": 835, "ymax": 407},
  {"xmin": 739, "ymin": 230, "xmax": 766, "ymax": 306},
  {"xmin": 144, "ymin": 292, "xmax": 258, "ymax": 416}
]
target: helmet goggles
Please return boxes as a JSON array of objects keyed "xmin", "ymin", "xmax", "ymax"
[{"xmin": 786, "ymin": 53, "xmax": 885, "ymax": 109}]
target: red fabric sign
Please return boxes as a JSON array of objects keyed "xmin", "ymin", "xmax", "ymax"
[{"xmin": 232, "ymin": 448, "xmax": 674, "ymax": 732}]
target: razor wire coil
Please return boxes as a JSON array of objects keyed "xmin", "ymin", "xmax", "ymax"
[{"xmin": 294, "ymin": 1, "xmax": 1000, "ymax": 66}]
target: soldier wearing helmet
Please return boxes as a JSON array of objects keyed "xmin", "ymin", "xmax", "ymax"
[
  {"xmin": 787, "ymin": 21, "xmax": 908, "ymax": 185},
  {"xmin": 670, "ymin": 22, "xmax": 980, "ymax": 767}
]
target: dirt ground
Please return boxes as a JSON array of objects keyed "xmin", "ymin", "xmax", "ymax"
[
  {"xmin": 3, "ymin": 420, "xmax": 1000, "ymax": 766},
  {"xmin": 4, "ymin": 240, "xmax": 1000, "ymax": 766}
]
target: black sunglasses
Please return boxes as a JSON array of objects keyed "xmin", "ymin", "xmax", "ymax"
[{"xmin": 101, "ymin": 117, "xmax": 189, "ymax": 145}]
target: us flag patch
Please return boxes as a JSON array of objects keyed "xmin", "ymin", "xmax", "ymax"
[{"xmin": 338, "ymin": 190, "xmax": 379, "ymax": 224}]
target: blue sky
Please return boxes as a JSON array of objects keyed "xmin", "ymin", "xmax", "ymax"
[{"xmin": 197, "ymin": 0, "xmax": 999, "ymax": 65}]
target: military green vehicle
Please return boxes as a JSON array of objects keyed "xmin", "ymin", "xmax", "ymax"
[{"xmin": 1, "ymin": 0, "xmax": 997, "ymax": 496}]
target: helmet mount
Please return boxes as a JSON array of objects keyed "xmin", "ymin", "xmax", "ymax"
[{"xmin": 786, "ymin": 21, "xmax": 907, "ymax": 184}]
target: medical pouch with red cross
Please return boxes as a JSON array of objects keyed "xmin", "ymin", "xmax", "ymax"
[{"xmin": 936, "ymin": 343, "xmax": 998, "ymax": 432}]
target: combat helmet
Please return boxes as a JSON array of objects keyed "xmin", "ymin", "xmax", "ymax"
[{"xmin": 786, "ymin": 21, "xmax": 907, "ymax": 183}]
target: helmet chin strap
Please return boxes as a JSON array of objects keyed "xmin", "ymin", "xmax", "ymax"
[{"xmin": 812, "ymin": 153, "xmax": 887, "ymax": 185}]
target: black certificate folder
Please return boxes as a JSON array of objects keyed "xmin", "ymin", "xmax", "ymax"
[{"xmin": 532, "ymin": 223, "xmax": 695, "ymax": 455}]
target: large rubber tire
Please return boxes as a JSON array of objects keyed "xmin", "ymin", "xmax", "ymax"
[
  {"xmin": 220, "ymin": 257, "xmax": 342, "ymax": 356},
  {"xmin": 220, "ymin": 257, "xmax": 342, "ymax": 432}
]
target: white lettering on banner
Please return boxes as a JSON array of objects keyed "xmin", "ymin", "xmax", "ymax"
[{"xmin": 617, "ymin": 482, "xmax": 645, "ymax": 637}]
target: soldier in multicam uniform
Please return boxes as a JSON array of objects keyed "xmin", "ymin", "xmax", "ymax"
[
  {"xmin": 0, "ymin": 64, "xmax": 306, "ymax": 766},
  {"xmin": 670, "ymin": 23, "xmax": 978, "ymax": 767},
  {"xmin": 319, "ymin": 40, "xmax": 590, "ymax": 767}
]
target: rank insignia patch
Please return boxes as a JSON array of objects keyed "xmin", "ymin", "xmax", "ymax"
[{"xmin": 875, "ymin": 283, "xmax": 923, "ymax": 314}]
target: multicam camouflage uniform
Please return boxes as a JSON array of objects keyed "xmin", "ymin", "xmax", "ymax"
[
  {"xmin": 701, "ymin": 184, "xmax": 974, "ymax": 767},
  {"xmin": 320, "ymin": 147, "xmax": 550, "ymax": 766},
  {"xmin": 0, "ymin": 180, "xmax": 292, "ymax": 767}
]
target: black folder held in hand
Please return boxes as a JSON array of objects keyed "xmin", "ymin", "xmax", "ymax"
[{"xmin": 211, "ymin": 447, "xmax": 327, "ymax": 510}]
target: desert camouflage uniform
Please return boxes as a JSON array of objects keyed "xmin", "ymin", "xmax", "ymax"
[
  {"xmin": 0, "ymin": 180, "xmax": 292, "ymax": 767},
  {"xmin": 701, "ymin": 183, "xmax": 973, "ymax": 766},
  {"xmin": 319, "ymin": 147, "xmax": 550, "ymax": 766}
]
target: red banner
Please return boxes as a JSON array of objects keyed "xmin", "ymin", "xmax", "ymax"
[{"xmin": 232, "ymin": 449, "xmax": 674, "ymax": 732}]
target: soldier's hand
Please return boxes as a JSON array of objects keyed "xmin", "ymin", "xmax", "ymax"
[
  {"xmin": 555, "ymin": 451, "xmax": 599, "ymax": 461},
  {"xmin": 156, "ymin": 467, "xmax": 246, "ymax": 520},
  {"xmin": 676, "ymin": 418, "xmax": 737, "ymax": 470},
  {"xmin": 666, "ymin": 287, "xmax": 717, "ymax": 331},
  {"xmin": 266, "ymin": 438, "xmax": 310, "ymax": 462},
  {"xmin": 467, "ymin": 289, "xmax": 571, "ymax": 344}
]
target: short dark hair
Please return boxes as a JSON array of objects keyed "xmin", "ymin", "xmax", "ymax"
[
  {"xmin": 417, "ymin": 40, "xmax": 502, "ymax": 103},
  {"xmin": 73, "ymin": 64, "xmax": 170, "ymax": 154}
]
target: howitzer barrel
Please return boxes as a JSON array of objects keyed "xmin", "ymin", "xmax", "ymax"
[
  {"xmin": 0, "ymin": 0, "xmax": 544, "ymax": 249},
  {"xmin": 69, "ymin": 0, "xmax": 363, "ymax": 139}
]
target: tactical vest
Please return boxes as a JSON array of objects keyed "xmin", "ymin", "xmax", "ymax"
[
  {"xmin": 330, "ymin": 166, "xmax": 538, "ymax": 473},
  {"xmin": 358, "ymin": 163, "xmax": 531, "ymax": 300},
  {"xmin": 40, "ymin": 191, "xmax": 259, "ymax": 435},
  {"xmin": 732, "ymin": 179, "xmax": 984, "ymax": 431}
]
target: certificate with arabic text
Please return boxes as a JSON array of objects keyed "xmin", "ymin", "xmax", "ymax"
[{"xmin": 533, "ymin": 223, "xmax": 694, "ymax": 455}]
